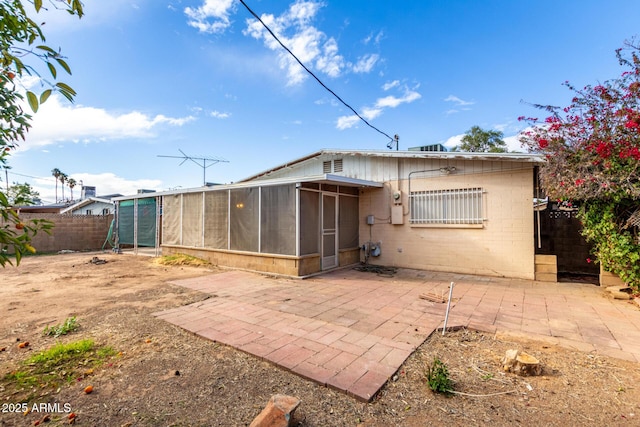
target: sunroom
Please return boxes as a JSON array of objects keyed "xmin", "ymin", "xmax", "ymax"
[{"xmin": 115, "ymin": 174, "xmax": 382, "ymax": 276}]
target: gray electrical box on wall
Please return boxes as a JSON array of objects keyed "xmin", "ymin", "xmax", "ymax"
[
  {"xmin": 366, "ymin": 215, "xmax": 375, "ymax": 225},
  {"xmin": 391, "ymin": 206, "xmax": 404, "ymax": 224}
]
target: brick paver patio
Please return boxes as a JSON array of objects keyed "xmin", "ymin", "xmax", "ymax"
[{"xmin": 153, "ymin": 268, "xmax": 640, "ymax": 402}]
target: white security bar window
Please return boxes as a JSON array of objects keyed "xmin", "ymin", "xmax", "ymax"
[{"xmin": 410, "ymin": 188, "xmax": 484, "ymax": 224}]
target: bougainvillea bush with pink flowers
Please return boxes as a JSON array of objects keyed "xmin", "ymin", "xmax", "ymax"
[{"xmin": 520, "ymin": 41, "xmax": 640, "ymax": 290}]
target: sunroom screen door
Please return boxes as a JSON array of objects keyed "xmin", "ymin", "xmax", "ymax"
[{"xmin": 321, "ymin": 193, "xmax": 338, "ymax": 270}]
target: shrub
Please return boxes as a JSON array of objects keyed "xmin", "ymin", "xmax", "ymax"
[{"xmin": 426, "ymin": 357, "xmax": 453, "ymax": 395}]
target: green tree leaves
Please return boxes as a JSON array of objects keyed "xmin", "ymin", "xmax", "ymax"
[
  {"xmin": 7, "ymin": 181, "xmax": 40, "ymax": 205},
  {"xmin": 453, "ymin": 126, "xmax": 508, "ymax": 153},
  {"xmin": 26, "ymin": 90, "xmax": 38, "ymax": 112},
  {"xmin": 579, "ymin": 201, "xmax": 640, "ymax": 289},
  {"xmin": 0, "ymin": 0, "xmax": 83, "ymax": 266},
  {"xmin": 0, "ymin": 0, "xmax": 83, "ymax": 116},
  {"xmin": 521, "ymin": 42, "xmax": 640, "ymax": 289}
]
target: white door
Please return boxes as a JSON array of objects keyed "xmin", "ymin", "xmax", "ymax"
[{"xmin": 321, "ymin": 193, "xmax": 338, "ymax": 270}]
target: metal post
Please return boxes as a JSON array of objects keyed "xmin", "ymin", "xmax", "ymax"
[{"xmin": 442, "ymin": 282, "xmax": 455, "ymax": 335}]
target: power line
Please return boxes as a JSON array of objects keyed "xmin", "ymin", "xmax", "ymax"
[
  {"xmin": 1, "ymin": 170, "xmax": 56, "ymax": 182},
  {"xmin": 237, "ymin": 0, "xmax": 396, "ymax": 144}
]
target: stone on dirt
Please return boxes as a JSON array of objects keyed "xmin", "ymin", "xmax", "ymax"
[
  {"xmin": 612, "ymin": 292, "xmax": 632, "ymax": 300},
  {"xmin": 606, "ymin": 285, "xmax": 633, "ymax": 300},
  {"xmin": 605, "ymin": 286, "xmax": 633, "ymax": 300},
  {"xmin": 605, "ymin": 286, "xmax": 632, "ymax": 293},
  {"xmin": 502, "ymin": 349, "xmax": 542, "ymax": 376},
  {"xmin": 249, "ymin": 394, "xmax": 301, "ymax": 427}
]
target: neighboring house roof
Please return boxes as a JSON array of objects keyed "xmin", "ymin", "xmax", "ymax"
[
  {"xmin": 97, "ymin": 193, "xmax": 124, "ymax": 200},
  {"xmin": 16, "ymin": 203, "xmax": 69, "ymax": 213},
  {"xmin": 239, "ymin": 149, "xmax": 545, "ymax": 182},
  {"xmin": 60, "ymin": 197, "xmax": 115, "ymax": 214}
]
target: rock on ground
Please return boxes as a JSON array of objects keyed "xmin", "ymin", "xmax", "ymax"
[{"xmin": 249, "ymin": 394, "xmax": 301, "ymax": 427}]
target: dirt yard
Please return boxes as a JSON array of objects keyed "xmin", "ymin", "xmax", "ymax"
[{"xmin": 1, "ymin": 252, "xmax": 640, "ymax": 426}]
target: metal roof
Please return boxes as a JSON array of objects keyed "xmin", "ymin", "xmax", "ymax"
[
  {"xmin": 60, "ymin": 197, "xmax": 115, "ymax": 214},
  {"xmin": 239, "ymin": 149, "xmax": 544, "ymax": 182},
  {"xmin": 112, "ymin": 173, "xmax": 382, "ymax": 201},
  {"xmin": 114, "ymin": 149, "xmax": 542, "ymax": 201}
]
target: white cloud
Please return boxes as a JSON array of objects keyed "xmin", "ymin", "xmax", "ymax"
[
  {"xmin": 20, "ymin": 95, "xmax": 194, "ymax": 150},
  {"xmin": 244, "ymin": 1, "xmax": 343, "ymax": 86},
  {"xmin": 152, "ymin": 115, "xmax": 194, "ymax": 126},
  {"xmin": 210, "ymin": 110, "xmax": 231, "ymax": 119},
  {"xmin": 185, "ymin": 0, "xmax": 236, "ymax": 34},
  {"xmin": 382, "ymin": 80, "xmax": 400, "ymax": 91},
  {"xmin": 363, "ymin": 30, "xmax": 384, "ymax": 45},
  {"xmin": 502, "ymin": 135, "xmax": 530, "ymax": 153},
  {"xmin": 188, "ymin": 0, "xmax": 377, "ymax": 85},
  {"xmin": 443, "ymin": 95, "xmax": 474, "ymax": 115},
  {"xmin": 24, "ymin": 172, "xmax": 164, "ymax": 204},
  {"xmin": 241, "ymin": 0, "xmax": 384, "ymax": 86},
  {"xmin": 362, "ymin": 107, "xmax": 382, "ymax": 121},
  {"xmin": 315, "ymin": 38, "xmax": 344, "ymax": 77},
  {"xmin": 336, "ymin": 115, "xmax": 359, "ymax": 130},
  {"xmin": 71, "ymin": 172, "xmax": 163, "ymax": 196},
  {"xmin": 280, "ymin": 26, "xmax": 323, "ymax": 84},
  {"xmin": 375, "ymin": 90, "xmax": 421, "ymax": 108},
  {"xmin": 441, "ymin": 133, "xmax": 464, "ymax": 150},
  {"xmin": 336, "ymin": 85, "xmax": 421, "ymax": 130},
  {"xmin": 351, "ymin": 54, "xmax": 379, "ymax": 73},
  {"xmin": 314, "ymin": 98, "xmax": 339, "ymax": 107},
  {"xmin": 494, "ymin": 122, "xmax": 508, "ymax": 132},
  {"xmin": 444, "ymin": 95, "xmax": 475, "ymax": 107},
  {"xmin": 287, "ymin": 0, "xmax": 324, "ymax": 23}
]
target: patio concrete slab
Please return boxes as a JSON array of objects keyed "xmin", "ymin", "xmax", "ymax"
[{"xmin": 153, "ymin": 268, "xmax": 640, "ymax": 401}]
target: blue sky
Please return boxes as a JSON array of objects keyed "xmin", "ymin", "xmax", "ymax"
[{"xmin": 5, "ymin": 0, "xmax": 640, "ymax": 203}]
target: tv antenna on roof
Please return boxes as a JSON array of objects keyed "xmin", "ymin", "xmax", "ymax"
[{"xmin": 157, "ymin": 149, "xmax": 229, "ymax": 186}]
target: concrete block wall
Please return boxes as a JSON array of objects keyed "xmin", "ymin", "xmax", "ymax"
[
  {"xmin": 162, "ymin": 246, "xmax": 302, "ymax": 276},
  {"xmin": 358, "ymin": 163, "xmax": 536, "ymax": 280},
  {"xmin": 2, "ymin": 213, "xmax": 113, "ymax": 254},
  {"xmin": 599, "ymin": 265, "xmax": 626, "ymax": 287},
  {"xmin": 161, "ymin": 246, "xmax": 359, "ymax": 277}
]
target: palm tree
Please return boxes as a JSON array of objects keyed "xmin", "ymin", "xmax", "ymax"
[
  {"xmin": 67, "ymin": 178, "xmax": 76, "ymax": 202},
  {"xmin": 51, "ymin": 168, "xmax": 61, "ymax": 202},
  {"xmin": 59, "ymin": 172, "xmax": 67, "ymax": 202}
]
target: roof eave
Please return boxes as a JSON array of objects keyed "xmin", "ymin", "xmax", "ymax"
[
  {"xmin": 238, "ymin": 149, "xmax": 544, "ymax": 182},
  {"xmin": 113, "ymin": 173, "xmax": 382, "ymax": 201}
]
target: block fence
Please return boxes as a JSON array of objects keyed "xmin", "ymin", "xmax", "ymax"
[{"xmin": 2, "ymin": 213, "xmax": 113, "ymax": 254}]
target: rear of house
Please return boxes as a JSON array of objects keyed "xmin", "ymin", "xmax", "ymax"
[{"xmin": 115, "ymin": 149, "xmax": 542, "ymax": 279}]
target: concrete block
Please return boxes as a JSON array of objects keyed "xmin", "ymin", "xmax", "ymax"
[
  {"xmin": 535, "ymin": 255, "xmax": 557, "ymax": 265},
  {"xmin": 535, "ymin": 272, "xmax": 557, "ymax": 282},
  {"xmin": 599, "ymin": 266, "xmax": 625, "ymax": 287},
  {"xmin": 535, "ymin": 263, "xmax": 557, "ymax": 274}
]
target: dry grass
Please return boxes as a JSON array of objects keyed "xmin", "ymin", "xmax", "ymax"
[{"xmin": 152, "ymin": 253, "xmax": 210, "ymax": 267}]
